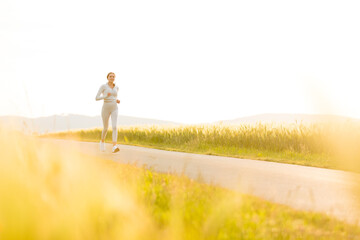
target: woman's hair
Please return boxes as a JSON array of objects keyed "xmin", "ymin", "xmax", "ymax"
[{"xmin": 107, "ymin": 72, "xmax": 115, "ymax": 79}]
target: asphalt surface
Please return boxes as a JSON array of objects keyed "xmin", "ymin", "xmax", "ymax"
[{"xmin": 42, "ymin": 138, "xmax": 360, "ymax": 224}]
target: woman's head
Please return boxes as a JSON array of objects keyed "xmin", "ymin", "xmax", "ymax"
[
  {"xmin": 107, "ymin": 72, "xmax": 116, "ymax": 83},
  {"xmin": 106, "ymin": 72, "xmax": 115, "ymax": 80}
]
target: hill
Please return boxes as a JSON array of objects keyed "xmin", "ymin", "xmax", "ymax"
[
  {"xmin": 0, "ymin": 114, "xmax": 180, "ymax": 134},
  {"xmin": 217, "ymin": 113, "xmax": 359, "ymax": 125}
]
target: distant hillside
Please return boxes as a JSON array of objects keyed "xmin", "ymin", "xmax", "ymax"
[
  {"xmin": 2, "ymin": 113, "xmax": 359, "ymax": 134},
  {"xmin": 0, "ymin": 114, "xmax": 180, "ymax": 134},
  {"xmin": 216, "ymin": 113, "xmax": 360, "ymax": 125}
]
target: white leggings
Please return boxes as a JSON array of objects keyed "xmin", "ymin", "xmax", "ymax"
[{"xmin": 101, "ymin": 102, "xmax": 118, "ymax": 142}]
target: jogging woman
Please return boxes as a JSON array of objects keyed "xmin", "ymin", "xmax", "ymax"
[{"xmin": 95, "ymin": 72, "xmax": 120, "ymax": 153}]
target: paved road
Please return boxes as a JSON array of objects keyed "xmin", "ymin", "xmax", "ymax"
[{"xmin": 42, "ymin": 138, "xmax": 360, "ymax": 224}]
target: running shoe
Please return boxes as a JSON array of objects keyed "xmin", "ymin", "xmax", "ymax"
[
  {"xmin": 100, "ymin": 140, "xmax": 105, "ymax": 152},
  {"xmin": 112, "ymin": 145, "xmax": 120, "ymax": 153}
]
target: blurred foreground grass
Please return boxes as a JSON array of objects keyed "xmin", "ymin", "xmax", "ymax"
[
  {"xmin": 2, "ymin": 126, "xmax": 360, "ymax": 239},
  {"xmin": 43, "ymin": 122, "xmax": 360, "ymax": 171}
]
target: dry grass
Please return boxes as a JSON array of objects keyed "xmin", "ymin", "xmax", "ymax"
[
  {"xmin": 43, "ymin": 121, "xmax": 360, "ymax": 171},
  {"xmin": 2, "ymin": 126, "xmax": 360, "ymax": 239}
]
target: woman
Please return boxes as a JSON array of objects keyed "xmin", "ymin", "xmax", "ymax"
[{"xmin": 95, "ymin": 72, "xmax": 121, "ymax": 153}]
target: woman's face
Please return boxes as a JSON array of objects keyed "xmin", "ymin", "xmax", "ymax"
[{"xmin": 107, "ymin": 73, "xmax": 115, "ymax": 83}]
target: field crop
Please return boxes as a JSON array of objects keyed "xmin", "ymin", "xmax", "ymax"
[
  {"xmin": 43, "ymin": 121, "xmax": 360, "ymax": 171},
  {"xmin": 2, "ymin": 126, "xmax": 360, "ymax": 239}
]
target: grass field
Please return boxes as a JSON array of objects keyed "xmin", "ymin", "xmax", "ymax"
[
  {"xmin": 2, "ymin": 126, "xmax": 360, "ymax": 239},
  {"xmin": 42, "ymin": 122, "xmax": 360, "ymax": 171}
]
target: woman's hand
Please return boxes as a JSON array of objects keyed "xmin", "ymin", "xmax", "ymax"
[{"xmin": 116, "ymin": 99, "xmax": 120, "ymax": 104}]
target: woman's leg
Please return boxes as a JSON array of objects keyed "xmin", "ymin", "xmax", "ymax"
[
  {"xmin": 110, "ymin": 107, "xmax": 118, "ymax": 146},
  {"xmin": 101, "ymin": 104, "xmax": 111, "ymax": 142}
]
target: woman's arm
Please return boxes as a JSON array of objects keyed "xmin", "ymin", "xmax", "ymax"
[
  {"xmin": 95, "ymin": 85, "xmax": 105, "ymax": 101},
  {"xmin": 116, "ymin": 86, "xmax": 120, "ymax": 103}
]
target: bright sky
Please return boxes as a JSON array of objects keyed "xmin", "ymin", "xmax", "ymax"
[{"xmin": 1, "ymin": 0, "xmax": 360, "ymax": 124}]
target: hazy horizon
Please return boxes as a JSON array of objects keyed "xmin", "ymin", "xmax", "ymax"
[{"xmin": 1, "ymin": 112, "xmax": 359, "ymax": 123}]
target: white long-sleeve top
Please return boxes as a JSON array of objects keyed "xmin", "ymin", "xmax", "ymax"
[{"xmin": 95, "ymin": 83, "xmax": 119, "ymax": 103}]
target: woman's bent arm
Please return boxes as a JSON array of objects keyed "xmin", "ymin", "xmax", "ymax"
[{"xmin": 95, "ymin": 85, "xmax": 105, "ymax": 101}]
